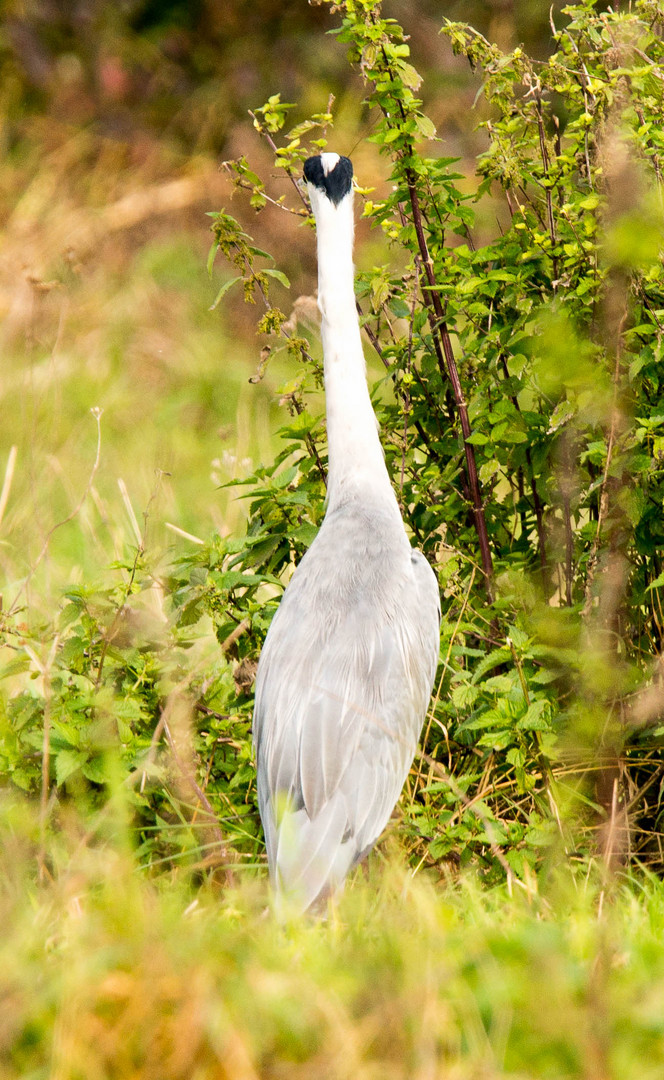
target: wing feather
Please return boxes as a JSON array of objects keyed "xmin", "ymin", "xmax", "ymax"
[
  {"xmin": 275, "ymin": 794, "xmax": 353, "ymax": 910},
  {"xmin": 299, "ymin": 682, "xmax": 359, "ymax": 817},
  {"xmin": 253, "ymin": 504, "xmax": 441, "ymax": 909}
]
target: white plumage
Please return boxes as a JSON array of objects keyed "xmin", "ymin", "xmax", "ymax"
[{"xmin": 253, "ymin": 152, "xmax": 441, "ymax": 911}]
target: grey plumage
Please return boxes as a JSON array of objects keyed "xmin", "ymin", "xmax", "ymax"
[{"xmin": 253, "ymin": 152, "xmax": 441, "ymax": 911}]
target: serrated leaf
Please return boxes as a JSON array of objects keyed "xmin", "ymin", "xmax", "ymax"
[
  {"xmin": 397, "ymin": 61, "xmax": 423, "ymax": 89},
  {"xmin": 389, "ymin": 297, "xmax": 411, "ymax": 319},
  {"xmin": 647, "ymin": 571, "xmax": 664, "ymax": 592},
  {"xmin": 471, "ymin": 647, "xmax": 512, "ymax": 684},
  {"xmin": 482, "ymin": 675, "xmax": 513, "ymax": 693},
  {"xmin": 507, "ymin": 626, "xmax": 529, "ymax": 650},
  {"xmin": 55, "ymin": 749, "xmax": 87, "ymax": 786},
  {"xmin": 414, "ymin": 114, "xmax": 437, "ymax": 139},
  {"xmin": 517, "ymin": 700, "xmax": 551, "ymax": 731},
  {"xmin": 548, "ymin": 399, "xmax": 576, "ymax": 433},
  {"xmin": 479, "ymin": 459, "xmax": 501, "ymax": 484},
  {"xmin": 457, "ymin": 709, "xmax": 505, "ymax": 732},
  {"xmin": 451, "ymin": 683, "xmax": 480, "ymax": 709},
  {"xmin": 210, "ymin": 570, "xmax": 267, "ymax": 590},
  {"xmin": 501, "ymin": 429, "xmax": 528, "ymax": 444},
  {"xmin": 292, "ymin": 523, "xmax": 318, "ymax": 546},
  {"xmin": 82, "ymin": 756, "xmax": 109, "ymax": 785},
  {"xmin": 115, "ymin": 698, "xmax": 144, "ymax": 722},
  {"xmin": 0, "ymin": 656, "xmax": 32, "ymax": 680},
  {"xmin": 58, "ymin": 603, "xmax": 83, "ymax": 631},
  {"xmin": 476, "ymin": 729, "xmax": 514, "ymax": 750},
  {"xmin": 271, "ymin": 465, "xmax": 298, "ymax": 489}
]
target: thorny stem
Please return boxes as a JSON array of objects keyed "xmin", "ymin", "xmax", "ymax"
[
  {"xmin": 290, "ymin": 395, "xmax": 328, "ymax": 482},
  {"xmin": 582, "ymin": 310, "xmax": 629, "ymax": 616},
  {"xmin": 404, "ymin": 173, "xmax": 495, "ymax": 601},
  {"xmin": 499, "ymin": 356, "xmax": 547, "ymax": 572},
  {"xmin": 560, "ymin": 430, "xmax": 574, "ymax": 607},
  {"xmin": 368, "ymin": 44, "xmax": 492, "ymax": 584},
  {"xmin": 399, "ymin": 283, "xmax": 417, "ymax": 505},
  {"xmin": 534, "ymin": 91, "xmax": 559, "ymax": 287},
  {"xmin": 362, "ymin": 299, "xmax": 448, "ymax": 475}
]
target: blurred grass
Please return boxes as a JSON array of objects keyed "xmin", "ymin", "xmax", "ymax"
[
  {"xmin": 0, "ymin": 193, "xmax": 279, "ymax": 617},
  {"xmin": 2, "ymin": 793, "xmax": 664, "ymax": 1079}
]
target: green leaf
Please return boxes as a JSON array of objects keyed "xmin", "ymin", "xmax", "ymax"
[
  {"xmin": 263, "ymin": 268, "xmax": 291, "ymax": 288},
  {"xmin": 209, "ymin": 570, "xmax": 266, "ymax": 590},
  {"xmin": 472, "ymin": 648, "xmax": 512, "ymax": 684},
  {"xmin": 55, "ymin": 749, "xmax": 87, "ymax": 786},
  {"xmin": 451, "ymin": 683, "xmax": 480, "ymax": 709},
  {"xmin": 209, "ymin": 276, "xmax": 242, "ymax": 311},
  {"xmin": 517, "ymin": 700, "xmax": 551, "ymax": 731},
  {"xmin": 548, "ymin": 399, "xmax": 576, "ymax": 433},
  {"xmin": 414, "ymin": 114, "xmax": 437, "ymax": 139},
  {"xmin": 0, "ymin": 656, "xmax": 32, "ymax": 680},
  {"xmin": 479, "ymin": 459, "xmax": 501, "ymax": 484},
  {"xmin": 271, "ymin": 466, "xmax": 298, "ymax": 489},
  {"xmin": 457, "ymin": 709, "xmax": 506, "ymax": 732},
  {"xmin": 82, "ymin": 756, "xmax": 109, "ymax": 785},
  {"xmin": 647, "ymin": 571, "xmax": 664, "ymax": 592},
  {"xmin": 206, "ymin": 240, "xmax": 219, "ymax": 277}
]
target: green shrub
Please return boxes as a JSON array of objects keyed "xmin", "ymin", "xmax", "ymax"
[
  {"xmin": 2, "ymin": 0, "xmax": 664, "ymax": 887},
  {"xmin": 208, "ymin": 0, "xmax": 664, "ymax": 881}
]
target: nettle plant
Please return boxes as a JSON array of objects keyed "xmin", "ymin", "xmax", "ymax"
[
  {"xmin": 2, "ymin": 0, "xmax": 663, "ymax": 886},
  {"xmin": 206, "ymin": 0, "xmax": 664, "ymax": 880}
]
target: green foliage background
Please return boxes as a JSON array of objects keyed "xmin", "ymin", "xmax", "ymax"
[{"xmin": 2, "ymin": 0, "xmax": 664, "ymax": 1076}]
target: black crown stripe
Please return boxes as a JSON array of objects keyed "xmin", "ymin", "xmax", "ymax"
[{"xmin": 303, "ymin": 155, "xmax": 353, "ymax": 206}]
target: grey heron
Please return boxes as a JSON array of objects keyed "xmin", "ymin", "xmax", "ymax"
[{"xmin": 253, "ymin": 152, "xmax": 441, "ymax": 911}]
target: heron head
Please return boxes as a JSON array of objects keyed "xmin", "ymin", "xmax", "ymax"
[{"xmin": 304, "ymin": 153, "xmax": 353, "ymax": 208}]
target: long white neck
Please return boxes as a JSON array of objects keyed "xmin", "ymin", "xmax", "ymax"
[{"xmin": 310, "ymin": 186, "xmax": 397, "ymax": 514}]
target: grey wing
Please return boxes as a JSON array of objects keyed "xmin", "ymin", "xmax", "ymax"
[{"xmin": 253, "ymin": 544, "xmax": 440, "ymax": 909}]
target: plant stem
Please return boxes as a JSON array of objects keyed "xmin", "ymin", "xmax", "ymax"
[
  {"xmin": 404, "ymin": 173, "xmax": 495, "ymax": 601},
  {"xmin": 498, "ymin": 356, "xmax": 547, "ymax": 572}
]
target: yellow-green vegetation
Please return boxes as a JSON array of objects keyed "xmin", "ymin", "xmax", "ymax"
[
  {"xmin": 2, "ymin": 0, "xmax": 664, "ymax": 1075},
  {"xmin": 3, "ymin": 796, "xmax": 664, "ymax": 1079},
  {"xmin": 0, "ymin": 218, "xmax": 273, "ymax": 603}
]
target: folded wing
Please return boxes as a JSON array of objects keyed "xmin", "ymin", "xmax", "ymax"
[{"xmin": 254, "ymin": 536, "xmax": 440, "ymax": 911}]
